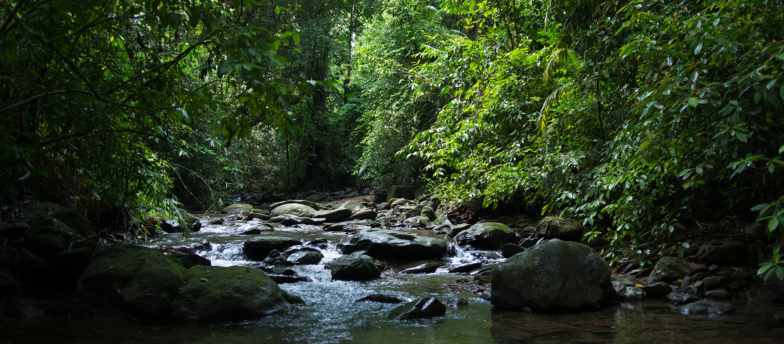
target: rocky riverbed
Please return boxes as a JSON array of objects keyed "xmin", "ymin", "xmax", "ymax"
[{"xmin": 2, "ymin": 190, "xmax": 784, "ymax": 343}]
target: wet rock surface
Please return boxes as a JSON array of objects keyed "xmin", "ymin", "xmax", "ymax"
[
  {"xmin": 243, "ymin": 237, "xmax": 302, "ymax": 260},
  {"xmin": 680, "ymin": 300, "xmax": 736, "ymax": 315},
  {"xmin": 388, "ymin": 297, "xmax": 446, "ymax": 320},
  {"xmin": 454, "ymin": 222, "xmax": 517, "ymax": 250},
  {"xmin": 491, "ymin": 239, "xmax": 616, "ymax": 311},
  {"xmin": 326, "ymin": 251, "xmax": 381, "ymax": 281},
  {"xmin": 337, "ymin": 229, "xmax": 447, "ymax": 260}
]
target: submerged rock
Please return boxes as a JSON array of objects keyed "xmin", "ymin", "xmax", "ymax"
[
  {"xmin": 356, "ymin": 294, "xmax": 404, "ymax": 303},
  {"xmin": 454, "ymin": 222, "xmax": 517, "ymax": 250},
  {"xmin": 243, "ymin": 237, "xmax": 301, "ymax": 260},
  {"xmin": 680, "ymin": 300, "xmax": 736, "ymax": 315},
  {"xmin": 74, "ymin": 245, "xmax": 186, "ymax": 319},
  {"xmin": 666, "ymin": 285, "xmax": 699, "ymax": 304},
  {"xmin": 491, "ymin": 239, "xmax": 616, "ymax": 311},
  {"xmin": 326, "ymin": 251, "xmax": 381, "ymax": 281},
  {"xmin": 388, "ymin": 297, "xmax": 446, "ymax": 320},
  {"xmin": 337, "ymin": 229, "xmax": 448, "ymax": 260},
  {"xmin": 173, "ymin": 266, "xmax": 291, "ymax": 321}
]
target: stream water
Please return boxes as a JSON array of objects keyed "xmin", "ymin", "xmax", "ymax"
[{"xmin": 4, "ymin": 217, "xmax": 784, "ymax": 343}]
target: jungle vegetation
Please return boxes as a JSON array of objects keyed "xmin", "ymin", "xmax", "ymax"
[{"xmin": 1, "ymin": 0, "xmax": 783, "ymax": 277}]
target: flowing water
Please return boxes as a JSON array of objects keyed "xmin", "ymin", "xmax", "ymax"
[{"xmin": 4, "ymin": 217, "xmax": 784, "ymax": 343}]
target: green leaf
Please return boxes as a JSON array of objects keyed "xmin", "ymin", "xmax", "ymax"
[
  {"xmin": 275, "ymin": 6, "xmax": 280, "ymax": 14},
  {"xmin": 767, "ymin": 79, "xmax": 777, "ymax": 89},
  {"xmin": 694, "ymin": 41, "xmax": 703, "ymax": 55},
  {"xmin": 758, "ymin": 263, "xmax": 773, "ymax": 275},
  {"xmin": 777, "ymin": 266, "xmax": 784, "ymax": 280},
  {"xmin": 688, "ymin": 97, "xmax": 699, "ymax": 107},
  {"xmin": 769, "ymin": 217, "xmax": 779, "ymax": 232},
  {"xmin": 200, "ymin": 278, "xmax": 208, "ymax": 282},
  {"xmin": 779, "ymin": 144, "xmax": 784, "ymax": 154}
]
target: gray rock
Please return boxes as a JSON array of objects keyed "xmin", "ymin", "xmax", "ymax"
[
  {"xmin": 448, "ymin": 223, "xmax": 471, "ymax": 237},
  {"xmin": 240, "ymin": 224, "xmax": 274, "ymax": 235},
  {"xmin": 285, "ymin": 250, "xmax": 323, "ymax": 265},
  {"xmin": 666, "ymin": 285, "xmax": 699, "ymax": 304},
  {"xmin": 454, "ymin": 222, "xmax": 517, "ymax": 250},
  {"xmin": 270, "ymin": 200, "xmax": 321, "ymax": 211},
  {"xmin": 445, "ymin": 297, "xmax": 469, "ymax": 308},
  {"xmin": 648, "ymin": 256, "xmax": 691, "ymax": 284},
  {"xmin": 348, "ymin": 210, "xmax": 377, "ymax": 221},
  {"xmin": 704, "ymin": 276, "xmax": 729, "ymax": 289},
  {"xmin": 491, "ymin": 239, "xmax": 616, "ymax": 311},
  {"xmin": 243, "ymin": 237, "xmax": 301, "ymax": 260},
  {"xmin": 622, "ymin": 287, "xmax": 644, "ymax": 300},
  {"xmin": 731, "ymin": 269, "xmax": 752, "ymax": 281},
  {"xmin": 535, "ymin": 217, "xmax": 583, "ymax": 241},
  {"xmin": 326, "ymin": 251, "xmax": 381, "ymax": 281},
  {"xmin": 728, "ymin": 280, "xmax": 750, "ymax": 290},
  {"xmin": 421, "ymin": 206, "xmax": 436, "ymax": 221},
  {"xmin": 356, "ymin": 294, "xmax": 403, "ymax": 303},
  {"xmin": 705, "ymin": 289, "xmax": 730, "ymax": 299},
  {"xmin": 221, "ymin": 203, "xmax": 253, "ymax": 214},
  {"xmin": 641, "ymin": 282, "xmax": 673, "ymax": 298},
  {"xmin": 337, "ymin": 229, "xmax": 448, "ymax": 260},
  {"xmin": 169, "ymin": 252, "xmax": 211, "ymax": 269},
  {"xmin": 376, "ymin": 202, "xmax": 390, "ymax": 211},
  {"xmin": 270, "ymin": 204, "xmax": 317, "ymax": 218},
  {"xmin": 696, "ymin": 241, "xmax": 747, "ymax": 265},
  {"xmin": 611, "ymin": 276, "xmax": 635, "ymax": 295},
  {"xmin": 401, "ymin": 262, "xmax": 441, "ymax": 274},
  {"xmin": 323, "ymin": 220, "xmax": 379, "ymax": 232},
  {"xmin": 339, "ymin": 200, "xmax": 362, "ymax": 210},
  {"xmin": 520, "ymin": 238, "xmax": 538, "ymax": 248},
  {"xmin": 314, "ymin": 208, "xmax": 352, "ymax": 222},
  {"xmin": 680, "ymin": 300, "xmax": 736, "ymax": 315},
  {"xmin": 388, "ymin": 297, "xmax": 446, "ymax": 320},
  {"xmin": 173, "ymin": 266, "xmax": 290, "ymax": 321}
]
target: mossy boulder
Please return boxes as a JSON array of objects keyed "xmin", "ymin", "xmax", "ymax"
[
  {"xmin": 270, "ymin": 203, "xmax": 317, "ymax": 218},
  {"xmin": 75, "ymin": 245, "xmax": 186, "ymax": 319},
  {"xmin": 173, "ymin": 266, "xmax": 291, "ymax": 321},
  {"xmin": 243, "ymin": 236, "xmax": 301, "ymax": 260},
  {"xmin": 535, "ymin": 217, "xmax": 583, "ymax": 241},
  {"xmin": 326, "ymin": 251, "xmax": 381, "ymax": 281},
  {"xmin": 221, "ymin": 203, "xmax": 253, "ymax": 214},
  {"xmin": 386, "ymin": 185, "xmax": 414, "ymax": 202},
  {"xmin": 454, "ymin": 222, "xmax": 517, "ymax": 250},
  {"xmin": 270, "ymin": 200, "xmax": 321, "ymax": 211},
  {"xmin": 647, "ymin": 256, "xmax": 691, "ymax": 284},
  {"xmin": 491, "ymin": 239, "xmax": 616, "ymax": 311}
]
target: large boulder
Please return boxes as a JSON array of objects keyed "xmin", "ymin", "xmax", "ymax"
[
  {"xmin": 648, "ymin": 256, "xmax": 691, "ymax": 284},
  {"xmin": 535, "ymin": 217, "xmax": 583, "ymax": 241},
  {"xmin": 326, "ymin": 251, "xmax": 381, "ymax": 281},
  {"xmin": 75, "ymin": 245, "xmax": 186, "ymax": 319},
  {"xmin": 314, "ymin": 208, "xmax": 352, "ymax": 222},
  {"xmin": 491, "ymin": 239, "xmax": 616, "ymax": 311},
  {"xmin": 173, "ymin": 266, "xmax": 291, "ymax": 321},
  {"xmin": 337, "ymin": 229, "xmax": 448, "ymax": 260},
  {"xmin": 243, "ymin": 237, "xmax": 301, "ymax": 260},
  {"xmin": 221, "ymin": 203, "xmax": 253, "ymax": 214},
  {"xmin": 386, "ymin": 185, "xmax": 414, "ymax": 202},
  {"xmin": 454, "ymin": 222, "xmax": 517, "ymax": 250},
  {"xmin": 270, "ymin": 203, "xmax": 317, "ymax": 218},
  {"xmin": 270, "ymin": 200, "xmax": 321, "ymax": 212},
  {"xmin": 696, "ymin": 241, "xmax": 747, "ymax": 265},
  {"xmin": 347, "ymin": 210, "xmax": 377, "ymax": 221}
]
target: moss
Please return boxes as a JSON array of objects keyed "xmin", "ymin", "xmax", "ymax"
[{"xmin": 174, "ymin": 266, "xmax": 290, "ymax": 321}]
